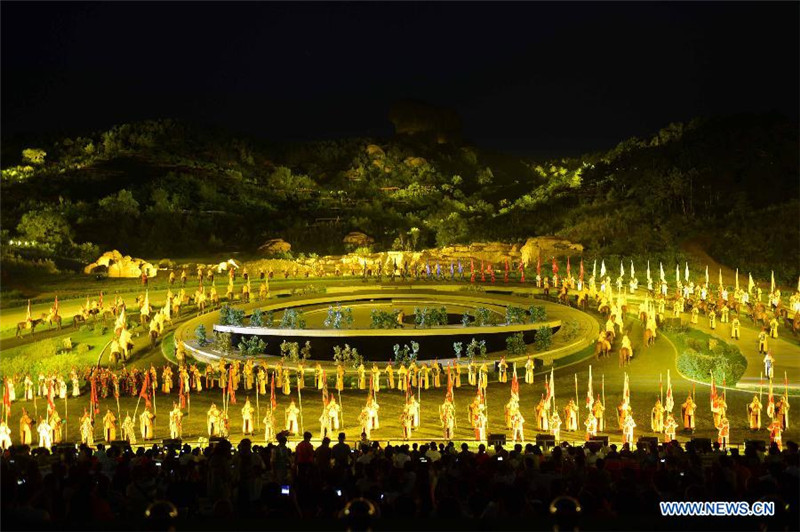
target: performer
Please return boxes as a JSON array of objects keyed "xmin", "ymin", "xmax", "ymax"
[
  {"xmin": 37, "ymin": 417, "xmax": 53, "ymax": 450},
  {"xmin": 357, "ymin": 363, "xmax": 366, "ymax": 390},
  {"xmin": 282, "ymin": 367, "xmax": 291, "ymax": 395},
  {"xmin": 474, "ymin": 408, "xmax": 488, "ymax": 441},
  {"xmin": 408, "ymin": 395, "xmax": 420, "ymax": 428},
  {"xmin": 468, "ymin": 359, "xmax": 477, "ymax": 386},
  {"xmin": 420, "ymin": 364, "xmax": 431, "ymax": 390},
  {"xmin": 584, "ymin": 412, "xmax": 598, "ymax": 440},
  {"xmin": 103, "ymin": 408, "xmax": 117, "ymax": 441},
  {"xmin": 711, "ymin": 394, "xmax": 727, "ymax": 429},
  {"xmin": 748, "ymin": 395, "xmax": 763, "ymax": 431},
  {"xmin": 263, "ymin": 410, "xmax": 276, "ymax": 442},
  {"xmin": 730, "ymin": 316, "xmax": 740, "ymax": 340},
  {"xmin": 651, "ymin": 398, "xmax": 664, "ymax": 433},
  {"xmin": 440, "ymin": 398, "xmax": 456, "ymax": 440},
  {"xmin": 708, "ymin": 309, "xmax": 716, "ymax": 330},
  {"xmin": 24, "ymin": 375, "xmax": 34, "ymax": 401},
  {"xmin": 550, "ymin": 408, "xmax": 562, "ymax": 442},
  {"xmin": 241, "ymin": 397, "xmax": 255, "ymax": 435},
  {"xmin": 162, "ymin": 366, "xmax": 173, "ymax": 394},
  {"xmin": 285, "ymin": 399, "xmax": 300, "ymax": 434},
  {"xmin": 717, "ymin": 415, "xmax": 730, "ymax": 449},
  {"xmin": 617, "ymin": 400, "xmax": 631, "ymax": 430},
  {"xmin": 432, "ymin": 361, "xmax": 441, "ymax": 388},
  {"xmin": 592, "ymin": 395, "xmax": 605, "ymax": 432},
  {"xmin": 505, "ymin": 394, "xmax": 519, "ymax": 429},
  {"xmin": 564, "ymin": 399, "xmax": 579, "ymax": 431},
  {"xmin": 139, "ymin": 406, "xmax": 155, "ymax": 441},
  {"xmin": 79, "ymin": 409, "xmax": 93, "ymax": 446},
  {"xmin": 769, "ymin": 317, "xmax": 779, "ymax": 339},
  {"xmin": 478, "ymin": 363, "xmax": 489, "ymax": 392},
  {"xmin": 50, "ymin": 410, "xmax": 63, "ymax": 444},
  {"xmin": 758, "ymin": 329, "xmax": 769, "ymax": 354},
  {"xmin": 207, "ymin": 403, "xmax": 221, "ymax": 437},
  {"xmin": 510, "ymin": 411, "xmax": 525, "ymax": 443},
  {"xmin": 358, "ymin": 405, "xmax": 372, "ymax": 439},
  {"xmin": 397, "ymin": 364, "xmax": 408, "ymax": 392},
  {"xmin": 622, "ymin": 413, "xmax": 636, "ymax": 445},
  {"xmin": 336, "ymin": 363, "xmax": 345, "ymax": 392},
  {"xmin": 454, "ymin": 362, "xmax": 462, "ymax": 388},
  {"xmin": 498, "ymin": 356, "xmax": 508, "ymax": 383},
  {"xmin": 219, "ymin": 409, "xmax": 230, "ymax": 438},
  {"xmin": 620, "ymin": 334, "xmax": 633, "ymax": 360},
  {"xmin": 534, "ymin": 397, "xmax": 549, "ymax": 430},
  {"xmin": 777, "ymin": 395, "xmax": 790, "ymax": 430},
  {"xmin": 319, "ymin": 407, "xmax": 332, "ymax": 440},
  {"xmin": 525, "ymin": 356, "xmax": 534, "ymax": 384},
  {"xmin": 691, "ymin": 306, "xmax": 699, "ymax": 324},
  {"xmin": 169, "ymin": 402, "xmax": 183, "ymax": 439},
  {"xmin": 768, "ymin": 418, "xmax": 783, "ymax": 450},
  {"xmin": 0, "ymin": 421, "xmax": 11, "ymax": 450},
  {"xmin": 400, "ymin": 404, "xmax": 414, "ymax": 440},
  {"xmin": 326, "ymin": 396, "xmax": 341, "ymax": 431},
  {"xmin": 763, "ymin": 350, "xmax": 775, "ymax": 380},
  {"xmin": 385, "ymin": 362, "xmax": 395, "ymax": 390},
  {"xmin": 681, "ymin": 394, "xmax": 696, "ymax": 431},
  {"xmin": 663, "ymin": 413, "xmax": 678, "ymax": 443}
]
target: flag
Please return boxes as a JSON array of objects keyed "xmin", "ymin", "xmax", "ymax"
[
  {"xmin": 322, "ymin": 370, "xmax": 329, "ymax": 406},
  {"xmin": 797, "ymin": 275, "xmax": 800, "ymax": 292},
  {"xmin": 749, "ymin": 273, "xmax": 755, "ymax": 292},
  {"xmin": 630, "ymin": 260, "xmax": 635, "ymax": 279},
  {"xmin": 3, "ymin": 380, "xmax": 11, "ymax": 418},
  {"xmin": 47, "ymin": 380, "xmax": 55, "ymax": 413},
  {"xmin": 676, "ymin": 264, "xmax": 680, "ymax": 284},
  {"xmin": 710, "ymin": 373, "xmax": 717, "ymax": 404},
  {"xmin": 665, "ymin": 371, "xmax": 674, "ymax": 412},
  {"xmin": 270, "ymin": 373, "xmax": 277, "ymax": 410},
  {"xmin": 227, "ymin": 367, "xmax": 236, "ymax": 404},
  {"xmin": 140, "ymin": 371, "xmax": 152, "ymax": 408},
  {"xmin": 537, "ymin": 256, "xmax": 542, "ymax": 276},
  {"xmin": 718, "ymin": 268, "xmax": 723, "ymax": 288},
  {"xmin": 518, "ymin": 261, "xmax": 525, "ymax": 283},
  {"xmin": 446, "ymin": 367, "xmax": 454, "ymax": 402},
  {"xmin": 470, "ymin": 259, "xmax": 475, "ymax": 282},
  {"xmin": 99, "ymin": 291, "xmax": 104, "ymax": 308},
  {"xmin": 504, "ymin": 259, "xmax": 509, "ymax": 283},
  {"xmin": 771, "ymin": 271, "xmax": 775, "ymax": 293},
  {"xmin": 767, "ymin": 380, "xmax": 775, "ymax": 419},
  {"xmin": 566, "ymin": 257, "xmax": 572, "ymax": 278},
  {"xmin": 113, "ymin": 375, "xmax": 119, "ymax": 400},
  {"xmin": 623, "ymin": 372, "xmax": 630, "ymax": 404},
  {"xmin": 659, "ymin": 262, "xmax": 665, "ymax": 282},
  {"xmin": 705, "ymin": 265, "xmax": 709, "ymax": 285},
  {"xmin": 480, "ymin": 260, "xmax": 485, "ymax": 282},
  {"xmin": 647, "ymin": 260, "xmax": 651, "ymax": 282},
  {"xmin": 90, "ymin": 376, "xmax": 99, "ymax": 415},
  {"xmin": 735, "ymin": 269, "xmax": 739, "ymax": 291},
  {"xmin": 511, "ymin": 367, "xmax": 519, "ymax": 396},
  {"xmin": 544, "ymin": 375, "xmax": 551, "ymax": 406},
  {"xmin": 592, "ymin": 259, "xmax": 596, "ymax": 279},
  {"xmin": 26, "ymin": 299, "xmax": 32, "ymax": 323},
  {"xmin": 579, "ymin": 259, "xmax": 585, "ymax": 281},
  {"xmin": 53, "ymin": 296, "xmax": 59, "ymax": 315},
  {"xmin": 600, "ymin": 260, "xmax": 606, "ymax": 278},
  {"xmin": 620, "ymin": 261, "xmax": 624, "ymax": 278},
  {"xmin": 179, "ymin": 380, "xmax": 186, "ymax": 408},
  {"xmin": 684, "ymin": 262, "xmax": 689, "ymax": 282},
  {"xmin": 143, "ymin": 290, "xmax": 149, "ymax": 310},
  {"xmin": 586, "ymin": 366, "xmax": 593, "ymax": 409}
]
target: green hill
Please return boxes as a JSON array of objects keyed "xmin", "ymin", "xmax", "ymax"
[{"xmin": 1, "ymin": 114, "xmax": 797, "ymax": 283}]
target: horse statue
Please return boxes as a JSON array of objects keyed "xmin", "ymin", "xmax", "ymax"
[
  {"xmin": 594, "ymin": 332, "xmax": 612, "ymax": 359},
  {"xmin": 557, "ymin": 286, "xmax": 570, "ymax": 306},
  {"xmin": 619, "ymin": 345, "xmax": 632, "ymax": 367},
  {"xmin": 644, "ymin": 327, "xmax": 656, "ymax": 347},
  {"xmin": 46, "ymin": 309, "xmax": 62, "ymax": 330},
  {"xmin": 748, "ymin": 302, "xmax": 770, "ymax": 328},
  {"xmin": 784, "ymin": 312, "xmax": 800, "ymax": 336}
]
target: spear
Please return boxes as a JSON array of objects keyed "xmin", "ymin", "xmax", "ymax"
[
  {"xmin": 256, "ymin": 377, "xmax": 260, "ymax": 430},
  {"xmin": 602, "ymin": 374, "xmax": 605, "ymax": 409},
  {"xmin": 660, "ymin": 373, "xmax": 663, "ymax": 404},
  {"xmin": 760, "ymin": 371, "xmax": 763, "ymax": 403},
  {"xmin": 574, "ymin": 373, "xmax": 578, "ymax": 406},
  {"xmin": 64, "ymin": 393, "xmax": 68, "ymax": 441},
  {"xmin": 297, "ymin": 372, "xmax": 304, "ymax": 435}
]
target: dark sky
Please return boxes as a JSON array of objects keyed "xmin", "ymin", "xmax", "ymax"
[{"xmin": 2, "ymin": 1, "xmax": 798, "ymax": 157}]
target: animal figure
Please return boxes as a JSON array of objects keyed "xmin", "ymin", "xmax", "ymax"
[
  {"xmin": 16, "ymin": 315, "xmax": 46, "ymax": 338},
  {"xmin": 644, "ymin": 328, "xmax": 655, "ymax": 347},
  {"xmin": 594, "ymin": 332, "xmax": 611, "ymax": 359},
  {"xmin": 619, "ymin": 346, "xmax": 632, "ymax": 367}
]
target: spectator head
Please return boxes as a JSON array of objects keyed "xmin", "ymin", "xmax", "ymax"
[
  {"xmin": 340, "ymin": 497, "xmax": 378, "ymax": 532},
  {"xmin": 461, "ymin": 443, "xmax": 469, "ymax": 452},
  {"xmin": 144, "ymin": 500, "xmax": 178, "ymax": 531},
  {"xmin": 304, "ymin": 431, "xmax": 312, "ymax": 442},
  {"xmin": 549, "ymin": 495, "xmax": 582, "ymax": 531},
  {"xmin": 339, "ymin": 432, "xmax": 346, "ymax": 443}
]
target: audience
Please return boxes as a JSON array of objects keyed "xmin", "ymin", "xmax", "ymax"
[{"xmin": 1, "ymin": 437, "xmax": 797, "ymax": 530}]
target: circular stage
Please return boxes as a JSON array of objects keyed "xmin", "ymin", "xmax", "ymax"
[{"xmin": 210, "ymin": 290, "xmax": 560, "ymax": 361}]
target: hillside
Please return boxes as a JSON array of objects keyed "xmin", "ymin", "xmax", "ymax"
[{"xmin": 1, "ymin": 114, "xmax": 797, "ymax": 283}]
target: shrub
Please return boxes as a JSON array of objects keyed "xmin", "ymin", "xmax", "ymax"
[
  {"xmin": 239, "ymin": 336, "xmax": 266, "ymax": 356},
  {"xmin": 279, "ymin": 308, "xmax": 305, "ymax": 329},
  {"xmin": 465, "ymin": 338, "xmax": 487, "ymax": 361},
  {"xmin": 461, "ymin": 312, "xmax": 471, "ymax": 326},
  {"xmin": 324, "ymin": 304, "xmax": 353, "ymax": 329},
  {"xmin": 474, "ymin": 307, "xmax": 492, "ymax": 326},
  {"xmin": 250, "ymin": 308, "xmax": 264, "ymax": 327},
  {"xmin": 506, "ymin": 332, "xmax": 527, "ymax": 355},
  {"xmin": 534, "ymin": 327, "xmax": 553, "ymax": 351},
  {"xmin": 219, "ymin": 304, "xmax": 245, "ymax": 326},
  {"xmin": 77, "ymin": 343, "xmax": 91, "ymax": 355},
  {"xmin": 676, "ymin": 337, "xmax": 747, "ymax": 385},
  {"xmin": 505, "ymin": 306, "xmax": 527, "ymax": 325},
  {"xmin": 370, "ymin": 309, "xmax": 400, "ymax": 329},
  {"xmin": 195, "ymin": 324, "xmax": 208, "ymax": 346},
  {"xmin": 528, "ymin": 305, "xmax": 547, "ymax": 323},
  {"xmin": 559, "ymin": 319, "xmax": 581, "ymax": 341},
  {"xmin": 334, "ymin": 344, "xmax": 363, "ymax": 368},
  {"xmin": 212, "ymin": 331, "xmax": 233, "ymax": 355},
  {"xmin": 453, "ymin": 342, "xmax": 463, "ymax": 360}
]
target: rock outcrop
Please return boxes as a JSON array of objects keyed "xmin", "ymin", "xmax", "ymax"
[
  {"xmin": 258, "ymin": 239, "xmax": 292, "ymax": 255},
  {"xmin": 84, "ymin": 250, "xmax": 158, "ymax": 278}
]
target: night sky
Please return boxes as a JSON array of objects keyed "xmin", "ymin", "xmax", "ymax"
[{"xmin": 2, "ymin": 2, "xmax": 798, "ymax": 157}]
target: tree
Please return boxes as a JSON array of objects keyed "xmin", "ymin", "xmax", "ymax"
[
  {"xmin": 17, "ymin": 209, "xmax": 72, "ymax": 246},
  {"xmin": 99, "ymin": 189, "xmax": 140, "ymax": 217},
  {"xmin": 21, "ymin": 148, "xmax": 46, "ymax": 165}
]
